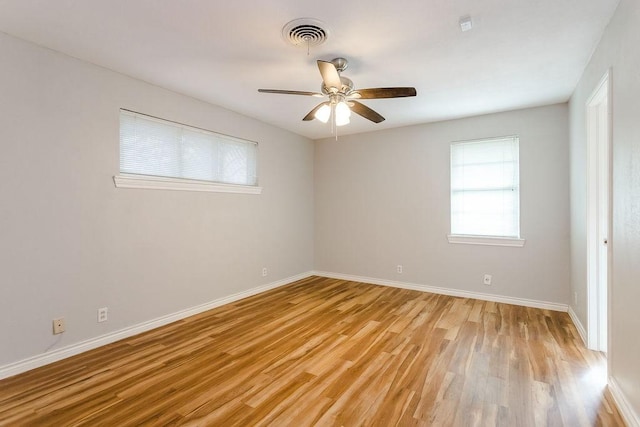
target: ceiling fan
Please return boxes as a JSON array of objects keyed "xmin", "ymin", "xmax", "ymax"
[{"xmin": 258, "ymin": 57, "xmax": 416, "ymax": 127}]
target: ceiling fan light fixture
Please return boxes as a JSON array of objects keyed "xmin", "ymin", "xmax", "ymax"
[
  {"xmin": 335, "ymin": 101, "xmax": 351, "ymax": 126},
  {"xmin": 315, "ymin": 104, "xmax": 331, "ymax": 123},
  {"xmin": 336, "ymin": 101, "xmax": 351, "ymax": 118}
]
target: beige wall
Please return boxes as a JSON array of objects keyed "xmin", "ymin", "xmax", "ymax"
[
  {"xmin": 569, "ymin": 0, "xmax": 640, "ymax": 418},
  {"xmin": 0, "ymin": 32, "xmax": 315, "ymax": 367},
  {"xmin": 315, "ymin": 104, "xmax": 570, "ymax": 305}
]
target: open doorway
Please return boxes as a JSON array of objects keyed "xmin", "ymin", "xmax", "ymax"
[{"xmin": 586, "ymin": 70, "xmax": 611, "ymax": 353}]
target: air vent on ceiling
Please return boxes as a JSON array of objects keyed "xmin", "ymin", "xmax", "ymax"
[{"xmin": 282, "ymin": 18, "xmax": 329, "ymax": 48}]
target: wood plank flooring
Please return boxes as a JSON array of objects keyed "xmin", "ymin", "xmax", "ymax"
[{"xmin": 0, "ymin": 276, "xmax": 625, "ymax": 426}]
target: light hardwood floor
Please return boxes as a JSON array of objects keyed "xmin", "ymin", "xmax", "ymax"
[{"xmin": 0, "ymin": 276, "xmax": 625, "ymax": 426}]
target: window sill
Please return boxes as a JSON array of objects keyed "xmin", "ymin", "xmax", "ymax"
[
  {"xmin": 447, "ymin": 234, "xmax": 525, "ymax": 247},
  {"xmin": 113, "ymin": 174, "xmax": 262, "ymax": 194}
]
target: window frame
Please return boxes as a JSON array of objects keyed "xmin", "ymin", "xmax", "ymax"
[
  {"xmin": 114, "ymin": 109, "xmax": 262, "ymax": 194},
  {"xmin": 447, "ymin": 135, "xmax": 525, "ymax": 247}
]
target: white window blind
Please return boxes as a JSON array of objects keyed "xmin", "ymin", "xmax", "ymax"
[
  {"xmin": 119, "ymin": 110, "xmax": 258, "ymax": 186},
  {"xmin": 450, "ymin": 136, "xmax": 520, "ymax": 238}
]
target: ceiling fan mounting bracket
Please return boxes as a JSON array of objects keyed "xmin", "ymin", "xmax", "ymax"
[{"xmin": 330, "ymin": 57, "xmax": 349, "ymax": 73}]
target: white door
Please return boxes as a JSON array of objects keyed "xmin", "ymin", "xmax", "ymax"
[{"xmin": 586, "ymin": 71, "xmax": 610, "ymax": 353}]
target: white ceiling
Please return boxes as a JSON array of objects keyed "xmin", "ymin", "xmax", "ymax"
[{"xmin": 0, "ymin": 0, "xmax": 620, "ymax": 140}]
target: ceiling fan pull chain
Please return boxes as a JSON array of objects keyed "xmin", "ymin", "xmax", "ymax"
[{"xmin": 332, "ymin": 103, "xmax": 336, "ymax": 135}]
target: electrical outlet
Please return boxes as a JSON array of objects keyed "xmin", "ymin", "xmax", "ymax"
[
  {"xmin": 52, "ymin": 317, "xmax": 65, "ymax": 334},
  {"xmin": 483, "ymin": 274, "xmax": 492, "ymax": 285},
  {"xmin": 98, "ymin": 307, "xmax": 108, "ymax": 323},
  {"xmin": 262, "ymin": 267, "xmax": 268, "ymax": 277},
  {"xmin": 397, "ymin": 265, "xmax": 403, "ymax": 274},
  {"xmin": 574, "ymin": 292, "xmax": 578, "ymax": 305}
]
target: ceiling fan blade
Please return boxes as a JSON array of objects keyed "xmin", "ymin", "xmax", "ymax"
[
  {"xmin": 350, "ymin": 101, "xmax": 385, "ymax": 123},
  {"xmin": 317, "ymin": 60, "xmax": 342, "ymax": 92},
  {"xmin": 303, "ymin": 102, "xmax": 330, "ymax": 121},
  {"xmin": 258, "ymin": 89, "xmax": 324, "ymax": 97},
  {"xmin": 352, "ymin": 87, "xmax": 417, "ymax": 99}
]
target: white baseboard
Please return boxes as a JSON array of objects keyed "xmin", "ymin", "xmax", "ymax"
[
  {"xmin": 0, "ymin": 271, "xmax": 313, "ymax": 380},
  {"xmin": 609, "ymin": 377, "xmax": 640, "ymax": 427},
  {"xmin": 312, "ymin": 271, "xmax": 568, "ymax": 312},
  {"xmin": 567, "ymin": 305, "xmax": 587, "ymax": 345}
]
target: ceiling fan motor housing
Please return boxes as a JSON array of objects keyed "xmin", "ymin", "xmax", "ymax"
[{"xmin": 321, "ymin": 76, "xmax": 354, "ymax": 96}]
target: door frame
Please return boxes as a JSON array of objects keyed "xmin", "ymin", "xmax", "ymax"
[{"xmin": 585, "ymin": 69, "xmax": 612, "ymax": 353}]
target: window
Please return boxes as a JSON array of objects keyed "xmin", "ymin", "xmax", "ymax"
[
  {"xmin": 114, "ymin": 110, "xmax": 260, "ymax": 194},
  {"xmin": 448, "ymin": 136, "xmax": 524, "ymax": 246}
]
